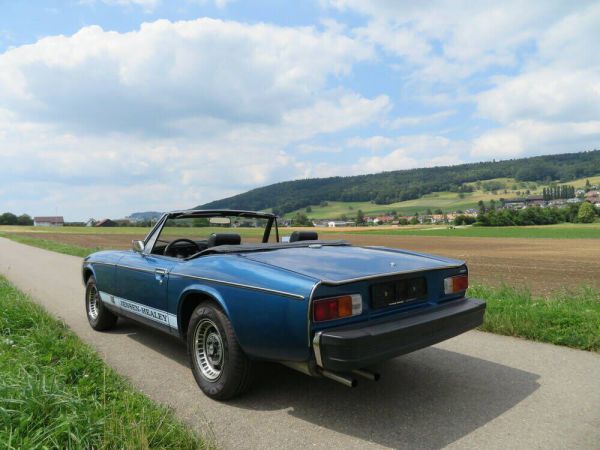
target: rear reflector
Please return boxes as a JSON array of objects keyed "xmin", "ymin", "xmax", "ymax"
[
  {"xmin": 313, "ymin": 294, "xmax": 362, "ymax": 322},
  {"xmin": 444, "ymin": 275, "xmax": 469, "ymax": 295}
]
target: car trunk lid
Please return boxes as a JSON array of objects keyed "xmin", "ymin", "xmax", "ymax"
[{"xmin": 240, "ymin": 245, "xmax": 464, "ymax": 284}]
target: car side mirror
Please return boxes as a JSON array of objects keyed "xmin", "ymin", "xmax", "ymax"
[{"xmin": 132, "ymin": 240, "xmax": 145, "ymax": 253}]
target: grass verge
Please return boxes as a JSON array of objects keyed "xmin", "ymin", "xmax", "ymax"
[
  {"xmin": 471, "ymin": 284, "xmax": 600, "ymax": 352},
  {"xmin": 0, "ymin": 232, "xmax": 101, "ymax": 258},
  {"xmin": 0, "ymin": 276, "xmax": 208, "ymax": 449}
]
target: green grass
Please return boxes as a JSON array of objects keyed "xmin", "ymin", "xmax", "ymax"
[
  {"xmin": 0, "ymin": 276, "xmax": 208, "ymax": 449},
  {"xmin": 0, "ymin": 232, "xmax": 102, "ymax": 257},
  {"xmin": 472, "ymin": 284, "xmax": 600, "ymax": 352},
  {"xmin": 0, "ymin": 226, "xmax": 152, "ymax": 235},
  {"xmin": 345, "ymin": 223, "xmax": 600, "ymax": 239}
]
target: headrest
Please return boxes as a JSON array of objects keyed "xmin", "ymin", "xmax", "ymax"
[
  {"xmin": 289, "ymin": 231, "xmax": 318, "ymax": 242},
  {"xmin": 207, "ymin": 233, "xmax": 241, "ymax": 247}
]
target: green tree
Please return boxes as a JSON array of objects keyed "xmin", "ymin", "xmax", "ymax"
[
  {"xmin": 356, "ymin": 209, "xmax": 365, "ymax": 225},
  {"xmin": 0, "ymin": 212, "xmax": 18, "ymax": 225},
  {"xmin": 17, "ymin": 214, "xmax": 34, "ymax": 226},
  {"xmin": 477, "ymin": 200, "xmax": 486, "ymax": 213},
  {"xmin": 292, "ymin": 212, "xmax": 311, "ymax": 226},
  {"xmin": 305, "ymin": 206, "xmax": 312, "ymax": 213},
  {"xmin": 577, "ymin": 202, "xmax": 596, "ymax": 223}
]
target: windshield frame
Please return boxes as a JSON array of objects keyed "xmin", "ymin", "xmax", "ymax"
[{"xmin": 141, "ymin": 209, "xmax": 278, "ymax": 256}]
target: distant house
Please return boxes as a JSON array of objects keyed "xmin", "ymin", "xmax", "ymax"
[
  {"xmin": 503, "ymin": 198, "xmax": 527, "ymax": 209},
  {"xmin": 95, "ymin": 219, "xmax": 117, "ymax": 227},
  {"xmin": 33, "ymin": 216, "xmax": 64, "ymax": 227},
  {"xmin": 373, "ymin": 215, "xmax": 395, "ymax": 224},
  {"xmin": 327, "ymin": 221, "xmax": 355, "ymax": 227},
  {"xmin": 585, "ymin": 191, "xmax": 600, "ymax": 203}
]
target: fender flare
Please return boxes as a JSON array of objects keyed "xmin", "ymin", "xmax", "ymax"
[
  {"xmin": 177, "ymin": 284, "xmax": 231, "ymax": 331},
  {"xmin": 81, "ymin": 262, "xmax": 97, "ymax": 285}
]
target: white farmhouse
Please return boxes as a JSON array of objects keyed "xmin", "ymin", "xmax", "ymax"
[{"xmin": 33, "ymin": 216, "xmax": 64, "ymax": 227}]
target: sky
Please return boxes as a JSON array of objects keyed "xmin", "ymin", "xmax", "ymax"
[{"xmin": 0, "ymin": 0, "xmax": 598, "ymax": 221}]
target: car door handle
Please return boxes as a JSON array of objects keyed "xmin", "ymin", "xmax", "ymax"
[{"xmin": 154, "ymin": 268, "xmax": 168, "ymax": 284}]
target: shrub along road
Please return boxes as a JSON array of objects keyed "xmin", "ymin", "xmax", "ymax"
[{"xmin": 0, "ymin": 237, "xmax": 599, "ymax": 449}]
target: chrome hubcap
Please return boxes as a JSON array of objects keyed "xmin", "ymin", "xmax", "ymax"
[
  {"xmin": 87, "ymin": 285, "xmax": 99, "ymax": 320},
  {"xmin": 194, "ymin": 319, "xmax": 224, "ymax": 381}
]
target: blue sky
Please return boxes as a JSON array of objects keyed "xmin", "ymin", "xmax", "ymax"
[{"xmin": 0, "ymin": 0, "xmax": 598, "ymax": 220}]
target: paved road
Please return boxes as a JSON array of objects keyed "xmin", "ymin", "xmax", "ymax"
[{"xmin": 1, "ymin": 237, "xmax": 599, "ymax": 449}]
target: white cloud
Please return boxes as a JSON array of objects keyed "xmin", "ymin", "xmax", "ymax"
[
  {"xmin": 0, "ymin": 19, "xmax": 373, "ymax": 135},
  {"xmin": 471, "ymin": 120, "xmax": 600, "ymax": 159},
  {"xmin": 352, "ymin": 134, "xmax": 465, "ymax": 172},
  {"xmin": 329, "ymin": 0, "xmax": 578, "ymax": 80},
  {"xmin": 477, "ymin": 69, "xmax": 600, "ymax": 123},
  {"xmin": 0, "ymin": 18, "xmax": 386, "ymax": 219},
  {"xmin": 330, "ymin": 1, "xmax": 600, "ymax": 159}
]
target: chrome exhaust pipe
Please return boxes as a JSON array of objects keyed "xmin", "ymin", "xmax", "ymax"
[
  {"xmin": 321, "ymin": 370, "xmax": 357, "ymax": 388},
  {"xmin": 352, "ymin": 369, "xmax": 380, "ymax": 382}
]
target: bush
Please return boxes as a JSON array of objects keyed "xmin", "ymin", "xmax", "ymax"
[
  {"xmin": 475, "ymin": 205, "xmax": 584, "ymax": 227},
  {"xmin": 454, "ymin": 215, "xmax": 476, "ymax": 225},
  {"xmin": 577, "ymin": 202, "xmax": 596, "ymax": 223}
]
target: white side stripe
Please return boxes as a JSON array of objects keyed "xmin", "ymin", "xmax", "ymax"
[{"xmin": 98, "ymin": 291, "xmax": 178, "ymax": 330}]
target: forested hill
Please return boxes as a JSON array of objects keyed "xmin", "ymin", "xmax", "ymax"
[{"xmin": 198, "ymin": 150, "xmax": 600, "ymax": 215}]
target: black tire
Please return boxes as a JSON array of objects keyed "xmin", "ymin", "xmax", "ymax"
[
  {"xmin": 187, "ymin": 303, "xmax": 253, "ymax": 400},
  {"xmin": 85, "ymin": 276, "xmax": 118, "ymax": 331}
]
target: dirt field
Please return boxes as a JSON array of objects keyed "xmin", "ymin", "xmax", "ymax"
[{"xmin": 10, "ymin": 231, "xmax": 600, "ymax": 295}]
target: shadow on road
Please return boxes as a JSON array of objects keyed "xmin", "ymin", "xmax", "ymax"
[{"xmin": 111, "ymin": 319, "xmax": 540, "ymax": 449}]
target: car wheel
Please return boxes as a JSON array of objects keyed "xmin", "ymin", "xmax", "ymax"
[
  {"xmin": 85, "ymin": 276, "xmax": 118, "ymax": 331},
  {"xmin": 188, "ymin": 303, "xmax": 253, "ymax": 400}
]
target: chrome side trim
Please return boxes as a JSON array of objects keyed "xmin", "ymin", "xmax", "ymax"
[
  {"xmin": 115, "ymin": 263, "xmax": 158, "ymax": 274},
  {"xmin": 319, "ymin": 264, "xmax": 464, "ymax": 286},
  {"xmin": 98, "ymin": 290, "xmax": 178, "ymax": 329},
  {"xmin": 169, "ymin": 272, "xmax": 305, "ymax": 300},
  {"xmin": 313, "ymin": 331, "xmax": 323, "ymax": 368},
  {"xmin": 88, "ymin": 261, "xmax": 167, "ymax": 275},
  {"xmin": 87, "ymin": 261, "xmax": 116, "ymax": 268}
]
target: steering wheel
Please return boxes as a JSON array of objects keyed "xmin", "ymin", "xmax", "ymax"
[{"xmin": 164, "ymin": 238, "xmax": 201, "ymax": 257}]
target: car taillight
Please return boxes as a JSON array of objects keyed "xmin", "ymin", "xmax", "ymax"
[
  {"xmin": 313, "ymin": 294, "xmax": 362, "ymax": 322},
  {"xmin": 444, "ymin": 274, "xmax": 468, "ymax": 295}
]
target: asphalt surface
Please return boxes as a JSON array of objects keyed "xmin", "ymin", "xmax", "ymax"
[{"xmin": 1, "ymin": 237, "xmax": 599, "ymax": 449}]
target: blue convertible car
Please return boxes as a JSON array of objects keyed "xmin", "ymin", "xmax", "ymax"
[{"xmin": 82, "ymin": 209, "xmax": 485, "ymax": 399}]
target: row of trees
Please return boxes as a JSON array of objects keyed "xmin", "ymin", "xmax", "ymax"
[
  {"xmin": 542, "ymin": 185, "xmax": 576, "ymax": 200},
  {"xmin": 0, "ymin": 212, "xmax": 34, "ymax": 226},
  {"xmin": 474, "ymin": 203, "xmax": 598, "ymax": 227}
]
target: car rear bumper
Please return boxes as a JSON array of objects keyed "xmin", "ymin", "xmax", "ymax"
[{"xmin": 313, "ymin": 298, "xmax": 486, "ymax": 372}]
